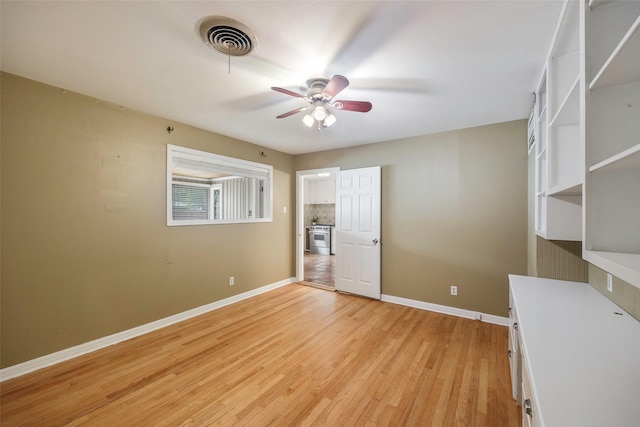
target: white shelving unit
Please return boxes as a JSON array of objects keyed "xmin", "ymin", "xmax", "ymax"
[
  {"xmin": 534, "ymin": 0, "xmax": 583, "ymax": 241},
  {"xmin": 583, "ymin": 0, "xmax": 640, "ymax": 287},
  {"xmin": 534, "ymin": 74, "xmax": 547, "ymax": 237},
  {"xmin": 548, "ymin": 0, "xmax": 582, "ymax": 196},
  {"xmin": 532, "ymin": 0, "xmax": 640, "ymax": 289}
]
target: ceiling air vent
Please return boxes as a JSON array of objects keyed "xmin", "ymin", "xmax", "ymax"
[{"xmin": 199, "ymin": 16, "xmax": 257, "ymax": 56}]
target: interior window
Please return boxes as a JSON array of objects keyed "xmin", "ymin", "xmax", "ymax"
[{"xmin": 167, "ymin": 144, "xmax": 273, "ymax": 226}]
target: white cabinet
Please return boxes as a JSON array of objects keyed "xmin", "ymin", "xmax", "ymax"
[
  {"xmin": 507, "ymin": 292, "xmax": 521, "ymax": 406},
  {"xmin": 304, "ymin": 178, "xmax": 336, "ymax": 204},
  {"xmin": 520, "ymin": 351, "xmax": 541, "ymax": 427},
  {"xmin": 509, "ymin": 288, "xmax": 540, "ymax": 427},
  {"xmin": 583, "ymin": 0, "xmax": 640, "ymax": 286},
  {"xmin": 509, "ymin": 275, "xmax": 640, "ymax": 427},
  {"xmin": 534, "ymin": 0, "xmax": 583, "ymax": 241}
]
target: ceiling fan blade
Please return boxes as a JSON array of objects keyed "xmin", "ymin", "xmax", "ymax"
[
  {"xmin": 322, "ymin": 75, "xmax": 349, "ymax": 100},
  {"xmin": 333, "ymin": 100, "xmax": 372, "ymax": 113},
  {"xmin": 271, "ymin": 86, "xmax": 306, "ymax": 98},
  {"xmin": 276, "ymin": 106, "xmax": 309, "ymax": 119}
]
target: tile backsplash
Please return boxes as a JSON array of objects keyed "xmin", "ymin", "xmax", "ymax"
[{"xmin": 305, "ymin": 204, "xmax": 335, "ymax": 226}]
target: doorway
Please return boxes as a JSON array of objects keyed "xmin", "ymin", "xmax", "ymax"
[
  {"xmin": 297, "ymin": 166, "xmax": 382, "ymax": 299},
  {"xmin": 296, "ymin": 168, "xmax": 339, "ymax": 289}
]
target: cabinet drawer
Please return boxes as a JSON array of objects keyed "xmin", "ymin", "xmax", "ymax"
[
  {"xmin": 521, "ymin": 352, "xmax": 541, "ymax": 427},
  {"xmin": 508, "ymin": 345, "xmax": 520, "ymax": 405},
  {"xmin": 508, "ymin": 297, "xmax": 522, "ymax": 404}
]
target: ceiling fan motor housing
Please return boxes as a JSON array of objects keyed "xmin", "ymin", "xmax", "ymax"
[{"xmin": 306, "ymin": 78, "xmax": 330, "ymax": 99}]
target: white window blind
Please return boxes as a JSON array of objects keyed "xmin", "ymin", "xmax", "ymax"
[{"xmin": 172, "ymin": 184, "xmax": 210, "ymax": 220}]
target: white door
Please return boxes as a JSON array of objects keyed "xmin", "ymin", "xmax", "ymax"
[{"xmin": 335, "ymin": 166, "xmax": 381, "ymax": 299}]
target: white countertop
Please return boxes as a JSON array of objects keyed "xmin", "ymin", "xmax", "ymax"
[{"xmin": 509, "ymin": 275, "xmax": 640, "ymax": 427}]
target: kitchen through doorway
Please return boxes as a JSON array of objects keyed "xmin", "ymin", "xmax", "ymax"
[{"xmin": 297, "ymin": 168, "xmax": 339, "ymax": 289}]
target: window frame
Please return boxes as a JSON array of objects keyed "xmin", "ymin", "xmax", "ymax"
[{"xmin": 167, "ymin": 144, "xmax": 273, "ymax": 226}]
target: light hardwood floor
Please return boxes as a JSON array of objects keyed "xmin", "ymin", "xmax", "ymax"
[{"xmin": 0, "ymin": 284, "xmax": 520, "ymax": 426}]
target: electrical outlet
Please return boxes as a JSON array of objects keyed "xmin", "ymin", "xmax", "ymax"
[
  {"xmin": 450, "ymin": 285, "xmax": 457, "ymax": 296},
  {"xmin": 283, "ymin": 206, "xmax": 287, "ymax": 213},
  {"xmin": 229, "ymin": 276, "xmax": 234, "ymax": 286},
  {"xmin": 607, "ymin": 273, "xmax": 613, "ymax": 292}
]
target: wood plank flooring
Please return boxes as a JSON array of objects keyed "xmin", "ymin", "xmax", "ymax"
[{"xmin": 0, "ymin": 284, "xmax": 520, "ymax": 426}]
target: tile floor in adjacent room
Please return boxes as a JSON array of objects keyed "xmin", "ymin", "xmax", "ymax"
[{"xmin": 304, "ymin": 252, "xmax": 335, "ymax": 287}]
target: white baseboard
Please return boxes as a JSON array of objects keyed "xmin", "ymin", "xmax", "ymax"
[
  {"xmin": 0, "ymin": 277, "xmax": 297, "ymax": 382},
  {"xmin": 380, "ymin": 294, "xmax": 509, "ymax": 327}
]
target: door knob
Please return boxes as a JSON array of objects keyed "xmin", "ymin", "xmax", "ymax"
[{"xmin": 372, "ymin": 239, "xmax": 379, "ymax": 245}]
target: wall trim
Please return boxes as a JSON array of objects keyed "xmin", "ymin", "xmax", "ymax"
[
  {"xmin": 381, "ymin": 294, "xmax": 509, "ymax": 327},
  {"xmin": 0, "ymin": 277, "xmax": 297, "ymax": 382}
]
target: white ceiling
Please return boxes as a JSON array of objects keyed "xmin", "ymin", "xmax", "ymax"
[{"xmin": 1, "ymin": 1, "xmax": 562, "ymax": 155}]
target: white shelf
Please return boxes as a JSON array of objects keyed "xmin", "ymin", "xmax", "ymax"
[
  {"xmin": 550, "ymin": 52, "xmax": 580, "ymax": 119},
  {"xmin": 583, "ymin": 250, "xmax": 640, "ymax": 287},
  {"xmin": 583, "ymin": 0, "xmax": 640, "ymax": 288},
  {"xmin": 588, "ymin": 168, "xmax": 640, "ymax": 255},
  {"xmin": 533, "ymin": 0, "xmax": 582, "ymax": 243},
  {"xmin": 550, "ymin": 76, "xmax": 580, "ymax": 126},
  {"xmin": 548, "ymin": 182, "xmax": 582, "ymax": 196},
  {"xmin": 589, "ymin": 142, "xmax": 640, "ymax": 173},
  {"xmin": 588, "ymin": 82, "xmax": 640, "ymax": 165},
  {"xmin": 590, "ymin": 15, "xmax": 640, "ymax": 89},
  {"xmin": 548, "ymin": 121, "xmax": 582, "ymax": 196}
]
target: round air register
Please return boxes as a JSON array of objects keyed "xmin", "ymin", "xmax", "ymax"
[{"xmin": 199, "ymin": 16, "xmax": 257, "ymax": 56}]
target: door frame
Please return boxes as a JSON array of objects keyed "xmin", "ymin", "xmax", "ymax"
[{"xmin": 296, "ymin": 167, "xmax": 340, "ymax": 282}]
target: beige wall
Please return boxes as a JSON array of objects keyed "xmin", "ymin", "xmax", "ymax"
[
  {"xmin": 1, "ymin": 72, "xmax": 531, "ymax": 369},
  {"xmin": 0, "ymin": 73, "xmax": 296, "ymax": 367},
  {"xmin": 589, "ymin": 265, "xmax": 640, "ymax": 321},
  {"xmin": 295, "ymin": 120, "xmax": 529, "ymax": 317}
]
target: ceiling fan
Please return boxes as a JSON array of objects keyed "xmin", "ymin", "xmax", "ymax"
[{"xmin": 271, "ymin": 75, "xmax": 372, "ymax": 130}]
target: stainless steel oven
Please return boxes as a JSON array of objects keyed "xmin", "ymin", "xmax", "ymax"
[{"xmin": 309, "ymin": 225, "xmax": 331, "ymax": 255}]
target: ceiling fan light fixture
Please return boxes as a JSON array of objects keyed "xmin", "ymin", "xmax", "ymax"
[
  {"xmin": 303, "ymin": 105, "xmax": 336, "ymax": 129},
  {"xmin": 303, "ymin": 114, "xmax": 315, "ymax": 127},
  {"xmin": 312, "ymin": 105, "xmax": 328, "ymax": 121},
  {"xmin": 324, "ymin": 113, "xmax": 337, "ymax": 127}
]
